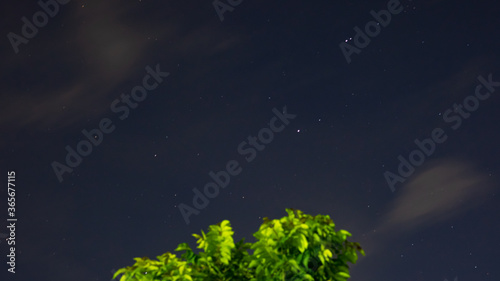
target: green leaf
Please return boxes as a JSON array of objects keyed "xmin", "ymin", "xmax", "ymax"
[
  {"xmin": 112, "ymin": 268, "xmax": 127, "ymax": 279},
  {"xmin": 337, "ymin": 271, "xmax": 351, "ymax": 278}
]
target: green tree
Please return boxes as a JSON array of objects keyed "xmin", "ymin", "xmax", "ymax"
[{"xmin": 113, "ymin": 208, "xmax": 365, "ymax": 281}]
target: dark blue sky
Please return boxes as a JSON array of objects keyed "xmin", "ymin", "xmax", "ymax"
[{"xmin": 1, "ymin": 0, "xmax": 499, "ymax": 280}]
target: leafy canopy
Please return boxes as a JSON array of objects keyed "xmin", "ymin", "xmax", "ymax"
[{"xmin": 113, "ymin": 208, "xmax": 365, "ymax": 281}]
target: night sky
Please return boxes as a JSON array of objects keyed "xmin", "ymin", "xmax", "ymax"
[{"xmin": 1, "ymin": 0, "xmax": 500, "ymax": 280}]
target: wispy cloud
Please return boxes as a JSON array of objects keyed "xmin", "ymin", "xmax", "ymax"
[{"xmin": 361, "ymin": 158, "xmax": 494, "ymax": 258}]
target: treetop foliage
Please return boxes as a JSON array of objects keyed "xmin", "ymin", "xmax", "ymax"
[{"xmin": 113, "ymin": 208, "xmax": 365, "ymax": 281}]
